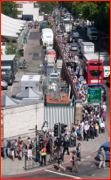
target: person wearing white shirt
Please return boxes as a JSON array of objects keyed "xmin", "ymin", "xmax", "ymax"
[
  {"xmin": 100, "ymin": 121, "xmax": 105, "ymax": 133},
  {"xmin": 84, "ymin": 122, "xmax": 89, "ymax": 141},
  {"xmin": 101, "ymin": 103, "xmax": 107, "ymax": 112}
]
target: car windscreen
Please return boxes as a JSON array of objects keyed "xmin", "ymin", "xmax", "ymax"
[{"xmin": 100, "ymin": 146, "xmax": 110, "ymax": 152}]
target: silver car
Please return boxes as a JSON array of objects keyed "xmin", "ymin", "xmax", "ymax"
[{"xmin": 1, "ymin": 80, "xmax": 8, "ymax": 90}]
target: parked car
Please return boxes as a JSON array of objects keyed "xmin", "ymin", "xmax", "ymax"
[
  {"xmin": 68, "ymin": 35, "xmax": 73, "ymax": 43},
  {"xmin": 106, "ymin": 75, "xmax": 110, "ymax": 85},
  {"xmin": 102, "ymin": 86, "xmax": 107, "ymax": 101},
  {"xmin": 70, "ymin": 44, "xmax": 78, "ymax": 51},
  {"xmin": 97, "ymin": 141, "xmax": 110, "ymax": 161},
  {"xmin": 1, "ymin": 80, "xmax": 8, "ymax": 90}
]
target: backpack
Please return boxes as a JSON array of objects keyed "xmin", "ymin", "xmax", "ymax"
[{"xmin": 29, "ymin": 143, "xmax": 32, "ymax": 149}]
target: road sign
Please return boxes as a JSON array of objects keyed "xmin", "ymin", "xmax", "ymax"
[{"xmin": 87, "ymin": 88, "xmax": 102, "ymax": 103}]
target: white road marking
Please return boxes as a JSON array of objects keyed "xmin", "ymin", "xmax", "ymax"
[
  {"xmin": 10, "ymin": 85, "xmax": 13, "ymax": 92},
  {"xmin": 45, "ymin": 169, "xmax": 82, "ymax": 179},
  {"xmin": 85, "ymin": 156, "xmax": 91, "ymax": 159}
]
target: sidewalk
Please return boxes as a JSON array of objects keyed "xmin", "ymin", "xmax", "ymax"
[{"xmin": 1, "ymin": 131, "xmax": 110, "ymax": 177}]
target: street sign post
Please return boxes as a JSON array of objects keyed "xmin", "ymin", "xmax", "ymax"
[{"xmin": 87, "ymin": 88, "xmax": 102, "ymax": 103}]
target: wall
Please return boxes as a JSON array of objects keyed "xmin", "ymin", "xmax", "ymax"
[
  {"xmin": 2, "ymin": 102, "xmax": 44, "ymax": 139},
  {"xmin": 45, "ymin": 106, "xmax": 75, "ymax": 130},
  {"xmin": 39, "ymin": 15, "xmax": 44, "ymax": 22}
]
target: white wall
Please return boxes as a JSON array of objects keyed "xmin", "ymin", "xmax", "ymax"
[
  {"xmin": 2, "ymin": 102, "xmax": 44, "ymax": 139},
  {"xmin": 39, "ymin": 15, "xmax": 44, "ymax": 22}
]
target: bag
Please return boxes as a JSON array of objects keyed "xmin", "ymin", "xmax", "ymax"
[{"xmin": 29, "ymin": 143, "xmax": 32, "ymax": 149}]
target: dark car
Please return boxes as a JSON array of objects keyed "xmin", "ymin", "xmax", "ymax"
[
  {"xmin": 68, "ymin": 35, "xmax": 73, "ymax": 43},
  {"xmin": 76, "ymin": 25, "xmax": 82, "ymax": 29},
  {"xmin": 102, "ymin": 86, "xmax": 107, "ymax": 101},
  {"xmin": 106, "ymin": 75, "xmax": 110, "ymax": 86}
]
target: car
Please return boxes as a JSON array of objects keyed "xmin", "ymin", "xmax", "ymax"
[
  {"xmin": 70, "ymin": 44, "xmax": 78, "ymax": 51},
  {"xmin": 106, "ymin": 75, "xmax": 110, "ymax": 85},
  {"xmin": 68, "ymin": 35, "xmax": 73, "ymax": 43},
  {"xmin": 97, "ymin": 141, "xmax": 110, "ymax": 161},
  {"xmin": 101, "ymin": 86, "xmax": 107, "ymax": 101},
  {"xmin": 76, "ymin": 24, "xmax": 82, "ymax": 29},
  {"xmin": 1, "ymin": 80, "xmax": 8, "ymax": 90}
]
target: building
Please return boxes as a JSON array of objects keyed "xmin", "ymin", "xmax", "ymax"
[{"xmin": 16, "ymin": 1, "xmax": 43, "ymax": 21}]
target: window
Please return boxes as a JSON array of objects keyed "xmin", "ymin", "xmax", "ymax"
[
  {"xmin": 90, "ymin": 63, "xmax": 102, "ymax": 66},
  {"xmin": 16, "ymin": 4, "xmax": 23, "ymax": 8},
  {"xmin": 90, "ymin": 70, "xmax": 102, "ymax": 78},
  {"xmin": 18, "ymin": 11, "xmax": 23, "ymax": 15}
]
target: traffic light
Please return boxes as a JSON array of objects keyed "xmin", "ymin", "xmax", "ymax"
[
  {"xmin": 61, "ymin": 124, "xmax": 65, "ymax": 134},
  {"xmin": 54, "ymin": 124, "xmax": 59, "ymax": 137}
]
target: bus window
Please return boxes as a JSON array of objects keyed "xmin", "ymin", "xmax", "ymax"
[
  {"xmin": 90, "ymin": 70, "xmax": 102, "ymax": 78},
  {"xmin": 90, "ymin": 63, "xmax": 102, "ymax": 66}
]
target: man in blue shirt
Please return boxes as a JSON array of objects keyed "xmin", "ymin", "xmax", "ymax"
[{"xmin": 2, "ymin": 140, "xmax": 7, "ymax": 159}]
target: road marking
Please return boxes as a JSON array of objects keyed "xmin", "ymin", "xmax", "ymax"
[
  {"xmin": 45, "ymin": 169, "xmax": 82, "ymax": 179},
  {"xmin": 10, "ymin": 85, "xmax": 13, "ymax": 92},
  {"xmin": 85, "ymin": 156, "xmax": 91, "ymax": 159}
]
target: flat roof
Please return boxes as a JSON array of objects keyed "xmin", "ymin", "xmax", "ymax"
[
  {"xmin": 21, "ymin": 75, "xmax": 41, "ymax": 82},
  {"xmin": 84, "ymin": 53, "xmax": 101, "ymax": 60},
  {"xmin": 81, "ymin": 42, "xmax": 94, "ymax": 46},
  {"xmin": 1, "ymin": 54, "xmax": 16, "ymax": 61},
  {"xmin": 46, "ymin": 93, "xmax": 69, "ymax": 104}
]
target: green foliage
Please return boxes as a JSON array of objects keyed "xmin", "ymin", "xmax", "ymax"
[
  {"xmin": 1, "ymin": 1, "xmax": 18, "ymax": 18},
  {"xmin": 5, "ymin": 42, "xmax": 21, "ymax": 58},
  {"xmin": 59, "ymin": 1, "xmax": 110, "ymax": 35},
  {"xmin": 49, "ymin": 24, "xmax": 53, "ymax": 29},
  {"xmin": 53, "ymin": 14, "xmax": 57, "ymax": 20},
  {"xmin": 37, "ymin": 1, "xmax": 58, "ymax": 14}
]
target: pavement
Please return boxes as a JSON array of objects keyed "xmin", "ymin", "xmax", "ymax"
[{"xmin": 1, "ymin": 131, "xmax": 110, "ymax": 178}]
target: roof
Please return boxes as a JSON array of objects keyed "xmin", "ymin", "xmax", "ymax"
[
  {"xmin": 81, "ymin": 42, "xmax": 94, "ymax": 46},
  {"xmin": 16, "ymin": 88, "xmax": 42, "ymax": 99},
  {"xmin": 21, "ymin": 75, "xmax": 41, "ymax": 82},
  {"xmin": 1, "ymin": 95, "xmax": 19, "ymax": 107},
  {"xmin": 46, "ymin": 93, "xmax": 69, "ymax": 104},
  {"xmin": 83, "ymin": 53, "xmax": 99, "ymax": 60},
  {"xmin": 101, "ymin": 141, "xmax": 110, "ymax": 148},
  {"xmin": 1, "ymin": 13, "xmax": 26, "ymax": 39},
  {"xmin": 1, "ymin": 55, "xmax": 16, "ymax": 61}
]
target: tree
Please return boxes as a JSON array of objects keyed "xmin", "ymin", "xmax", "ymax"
[
  {"xmin": 5, "ymin": 42, "xmax": 21, "ymax": 58},
  {"xmin": 37, "ymin": 1, "xmax": 58, "ymax": 14},
  {"xmin": 1, "ymin": 1, "xmax": 18, "ymax": 18}
]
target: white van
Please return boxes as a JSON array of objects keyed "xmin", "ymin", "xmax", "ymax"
[{"xmin": 42, "ymin": 28, "xmax": 54, "ymax": 48}]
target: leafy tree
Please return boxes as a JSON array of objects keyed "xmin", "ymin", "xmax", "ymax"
[
  {"xmin": 1, "ymin": 1, "xmax": 18, "ymax": 18},
  {"xmin": 5, "ymin": 42, "xmax": 21, "ymax": 58},
  {"xmin": 37, "ymin": 1, "xmax": 58, "ymax": 14}
]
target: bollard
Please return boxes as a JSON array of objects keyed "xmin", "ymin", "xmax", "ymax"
[{"xmin": 24, "ymin": 153, "xmax": 27, "ymax": 170}]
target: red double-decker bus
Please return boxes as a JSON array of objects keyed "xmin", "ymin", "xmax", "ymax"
[{"xmin": 83, "ymin": 54, "xmax": 104, "ymax": 87}]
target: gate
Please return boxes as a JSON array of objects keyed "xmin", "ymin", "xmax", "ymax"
[{"xmin": 44, "ymin": 107, "xmax": 75, "ymax": 130}]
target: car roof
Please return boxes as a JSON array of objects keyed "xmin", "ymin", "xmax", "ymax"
[
  {"xmin": 101, "ymin": 141, "xmax": 110, "ymax": 148},
  {"xmin": 72, "ymin": 44, "xmax": 77, "ymax": 46}
]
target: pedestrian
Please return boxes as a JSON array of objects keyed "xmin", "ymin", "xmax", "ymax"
[
  {"xmin": 19, "ymin": 142, "xmax": 23, "ymax": 160},
  {"xmin": 57, "ymin": 151, "xmax": 66, "ymax": 172},
  {"xmin": 14, "ymin": 140, "xmax": 18, "ymax": 157},
  {"xmin": 95, "ymin": 123, "xmax": 99, "ymax": 137},
  {"xmin": 76, "ymin": 143, "xmax": 81, "ymax": 162},
  {"xmin": 63, "ymin": 138, "xmax": 70, "ymax": 156},
  {"xmin": 70, "ymin": 150, "xmax": 78, "ymax": 172},
  {"xmin": 70, "ymin": 130, "xmax": 75, "ymax": 147},
  {"xmin": 99, "ymin": 147, "xmax": 106, "ymax": 169},
  {"xmin": 84, "ymin": 121, "xmax": 89, "ymax": 141},
  {"xmin": 2, "ymin": 140, "xmax": 7, "ymax": 159},
  {"xmin": 41, "ymin": 145, "xmax": 47, "ymax": 166},
  {"xmin": 7, "ymin": 139, "xmax": 11, "ymax": 157},
  {"xmin": 90, "ymin": 121, "xmax": 95, "ymax": 140},
  {"xmin": 10, "ymin": 141, "xmax": 15, "ymax": 161},
  {"xmin": 73, "ymin": 129, "xmax": 77, "ymax": 147},
  {"xmin": 27, "ymin": 137, "xmax": 32, "ymax": 160}
]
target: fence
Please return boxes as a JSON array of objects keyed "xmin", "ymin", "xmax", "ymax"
[{"xmin": 45, "ymin": 106, "xmax": 75, "ymax": 130}]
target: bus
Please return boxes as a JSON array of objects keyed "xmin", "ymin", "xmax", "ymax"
[{"xmin": 83, "ymin": 53, "xmax": 104, "ymax": 87}]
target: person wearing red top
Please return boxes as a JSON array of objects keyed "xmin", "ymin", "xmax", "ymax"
[{"xmin": 19, "ymin": 142, "xmax": 23, "ymax": 160}]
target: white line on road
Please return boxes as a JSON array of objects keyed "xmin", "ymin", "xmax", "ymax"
[
  {"xmin": 10, "ymin": 85, "xmax": 13, "ymax": 92},
  {"xmin": 45, "ymin": 169, "xmax": 82, "ymax": 179}
]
